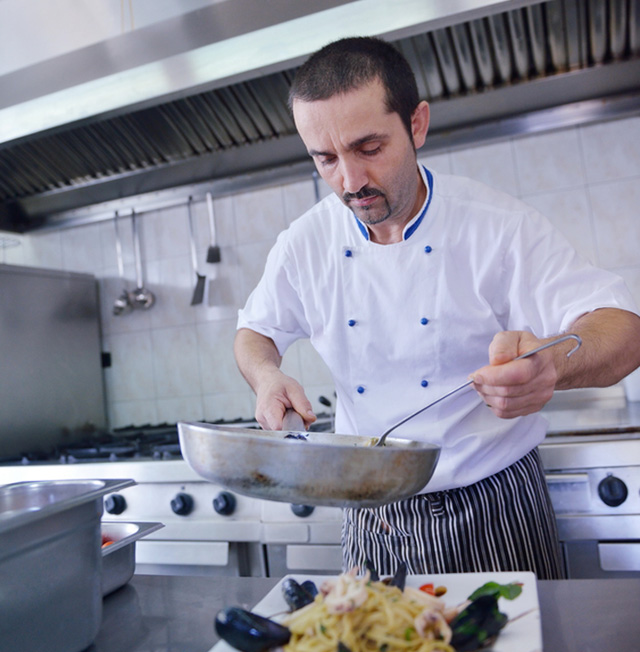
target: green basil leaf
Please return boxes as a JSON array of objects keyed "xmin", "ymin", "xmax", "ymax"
[{"xmin": 468, "ymin": 581, "xmax": 523, "ymax": 601}]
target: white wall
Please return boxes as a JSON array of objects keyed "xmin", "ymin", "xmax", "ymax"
[{"xmin": 3, "ymin": 114, "xmax": 640, "ymax": 428}]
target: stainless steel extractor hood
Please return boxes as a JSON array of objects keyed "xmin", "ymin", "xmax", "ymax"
[{"xmin": 1, "ymin": 0, "xmax": 639, "ymax": 232}]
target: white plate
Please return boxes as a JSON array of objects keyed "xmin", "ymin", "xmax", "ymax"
[{"xmin": 210, "ymin": 571, "xmax": 542, "ymax": 652}]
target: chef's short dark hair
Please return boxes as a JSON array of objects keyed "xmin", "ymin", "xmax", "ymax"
[{"xmin": 289, "ymin": 36, "xmax": 420, "ymax": 139}]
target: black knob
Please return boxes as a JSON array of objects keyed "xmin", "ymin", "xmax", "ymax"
[
  {"xmin": 213, "ymin": 491, "xmax": 236, "ymax": 516},
  {"xmin": 291, "ymin": 504, "xmax": 315, "ymax": 518},
  {"xmin": 598, "ymin": 475, "xmax": 628, "ymax": 507},
  {"xmin": 104, "ymin": 494, "xmax": 126, "ymax": 515},
  {"xmin": 171, "ymin": 492, "xmax": 194, "ymax": 516}
]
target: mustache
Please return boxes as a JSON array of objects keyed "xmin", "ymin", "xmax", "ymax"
[{"xmin": 343, "ymin": 187, "xmax": 384, "ymax": 202}]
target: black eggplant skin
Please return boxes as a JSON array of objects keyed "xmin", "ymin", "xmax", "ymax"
[
  {"xmin": 215, "ymin": 607, "xmax": 291, "ymax": 652},
  {"xmin": 282, "ymin": 578, "xmax": 315, "ymax": 611}
]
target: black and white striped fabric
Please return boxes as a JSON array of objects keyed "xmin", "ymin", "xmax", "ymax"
[{"xmin": 342, "ymin": 447, "xmax": 565, "ymax": 579}]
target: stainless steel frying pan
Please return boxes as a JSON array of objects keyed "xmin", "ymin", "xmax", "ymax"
[
  {"xmin": 179, "ymin": 335, "xmax": 582, "ymax": 507},
  {"xmin": 178, "ymin": 412, "xmax": 440, "ymax": 508}
]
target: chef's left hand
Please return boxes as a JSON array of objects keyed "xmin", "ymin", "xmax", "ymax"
[{"xmin": 469, "ymin": 330, "xmax": 558, "ymax": 419}]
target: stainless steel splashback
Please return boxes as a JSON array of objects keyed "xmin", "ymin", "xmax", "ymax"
[{"xmin": 0, "ymin": 264, "xmax": 106, "ymax": 457}]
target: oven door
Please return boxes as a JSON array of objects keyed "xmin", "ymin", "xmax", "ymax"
[
  {"xmin": 555, "ymin": 513, "xmax": 640, "ymax": 579},
  {"xmin": 135, "ymin": 540, "xmax": 266, "ymax": 577}
]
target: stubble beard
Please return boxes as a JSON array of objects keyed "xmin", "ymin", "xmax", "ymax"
[{"xmin": 343, "ymin": 188, "xmax": 392, "ymax": 225}]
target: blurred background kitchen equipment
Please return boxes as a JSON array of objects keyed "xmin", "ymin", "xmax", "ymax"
[
  {"xmin": 0, "ymin": 264, "xmax": 107, "ymax": 457},
  {"xmin": 101, "ymin": 521, "xmax": 164, "ymax": 596},
  {"xmin": 112, "ymin": 211, "xmax": 133, "ymax": 316},
  {"xmin": 206, "ymin": 191, "xmax": 221, "ymax": 263},
  {"xmin": 0, "ymin": 478, "xmax": 134, "ymax": 652},
  {"xmin": 130, "ymin": 209, "xmax": 155, "ymax": 310},
  {"xmin": 187, "ymin": 196, "xmax": 206, "ymax": 305},
  {"xmin": 623, "ymin": 367, "xmax": 640, "ymax": 402}
]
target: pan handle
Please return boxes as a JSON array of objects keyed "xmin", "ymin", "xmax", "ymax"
[{"xmin": 282, "ymin": 409, "xmax": 305, "ymax": 431}]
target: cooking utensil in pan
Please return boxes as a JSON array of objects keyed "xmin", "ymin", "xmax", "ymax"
[
  {"xmin": 178, "ymin": 411, "xmax": 440, "ymax": 508},
  {"xmin": 374, "ymin": 333, "xmax": 582, "ymax": 447}
]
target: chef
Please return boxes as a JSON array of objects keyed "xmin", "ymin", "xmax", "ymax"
[{"xmin": 234, "ymin": 36, "xmax": 640, "ymax": 578}]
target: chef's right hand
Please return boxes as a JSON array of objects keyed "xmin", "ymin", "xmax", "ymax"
[{"xmin": 254, "ymin": 370, "xmax": 316, "ymax": 431}]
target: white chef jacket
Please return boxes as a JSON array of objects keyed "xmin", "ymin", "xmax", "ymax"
[{"xmin": 238, "ymin": 166, "xmax": 638, "ymax": 492}]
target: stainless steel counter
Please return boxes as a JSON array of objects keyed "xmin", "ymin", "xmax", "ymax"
[{"xmin": 91, "ymin": 575, "xmax": 640, "ymax": 652}]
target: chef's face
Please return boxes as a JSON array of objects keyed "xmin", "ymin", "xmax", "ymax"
[{"xmin": 292, "ymin": 79, "xmax": 429, "ymax": 232}]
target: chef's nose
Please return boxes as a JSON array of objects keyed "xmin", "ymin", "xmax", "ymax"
[{"xmin": 340, "ymin": 158, "xmax": 368, "ymax": 194}]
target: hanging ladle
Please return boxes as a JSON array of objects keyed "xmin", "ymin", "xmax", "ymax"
[
  {"xmin": 130, "ymin": 209, "xmax": 155, "ymax": 310},
  {"xmin": 187, "ymin": 196, "xmax": 206, "ymax": 305},
  {"xmin": 112, "ymin": 210, "xmax": 133, "ymax": 316},
  {"xmin": 374, "ymin": 334, "xmax": 582, "ymax": 447}
]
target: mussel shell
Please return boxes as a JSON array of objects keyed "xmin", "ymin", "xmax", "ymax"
[
  {"xmin": 215, "ymin": 607, "xmax": 291, "ymax": 652},
  {"xmin": 281, "ymin": 578, "xmax": 315, "ymax": 611},
  {"xmin": 300, "ymin": 580, "xmax": 318, "ymax": 598},
  {"xmin": 388, "ymin": 561, "xmax": 407, "ymax": 590},
  {"xmin": 449, "ymin": 594, "xmax": 508, "ymax": 652}
]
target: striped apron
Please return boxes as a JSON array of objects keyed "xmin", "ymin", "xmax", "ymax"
[{"xmin": 342, "ymin": 448, "xmax": 565, "ymax": 579}]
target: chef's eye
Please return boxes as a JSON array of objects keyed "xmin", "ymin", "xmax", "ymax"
[
  {"xmin": 318, "ymin": 155, "xmax": 337, "ymax": 167},
  {"xmin": 361, "ymin": 146, "xmax": 381, "ymax": 156}
]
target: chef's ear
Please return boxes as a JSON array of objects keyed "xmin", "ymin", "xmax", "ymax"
[{"xmin": 411, "ymin": 101, "xmax": 430, "ymax": 149}]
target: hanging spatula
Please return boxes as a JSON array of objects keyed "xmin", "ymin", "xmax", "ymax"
[
  {"xmin": 205, "ymin": 191, "xmax": 221, "ymax": 263},
  {"xmin": 187, "ymin": 197, "xmax": 206, "ymax": 306}
]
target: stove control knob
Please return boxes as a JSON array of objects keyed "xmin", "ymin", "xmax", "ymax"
[
  {"xmin": 291, "ymin": 504, "xmax": 315, "ymax": 518},
  {"xmin": 598, "ymin": 475, "xmax": 628, "ymax": 507},
  {"xmin": 213, "ymin": 491, "xmax": 236, "ymax": 516},
  {"xmin": 104, "ymin": 494, "xmax": 127, "ymax": 515},
  {"xmin": 171, "ymin": 492, "xmax": 194, "ymax": 516}
]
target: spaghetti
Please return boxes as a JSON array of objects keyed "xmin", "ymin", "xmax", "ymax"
[{"xmin": 281, "ymin": 570, "xmax": 455, "ymax": 652}]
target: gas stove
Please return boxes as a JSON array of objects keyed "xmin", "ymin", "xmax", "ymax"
[
  {"xmin": 0, "ymin": 414, "xmax": 342, "ymax": 578},
  {"xmin": 3, "ymin": 399, "xmax": 639, "ymax": 579}
]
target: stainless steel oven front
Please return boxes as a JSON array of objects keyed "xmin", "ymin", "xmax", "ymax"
[{"xmin": 540, "ymin": 432, "xmax": 640, "ymax": 579}]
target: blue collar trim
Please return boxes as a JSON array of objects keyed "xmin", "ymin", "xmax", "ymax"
[
  {"xmin": 352, "ymin": 166, "xmax": 434, "ymax": 241},
  {"xmin": 404, "ymin": 167, "xmax": 433, "ymax": 240}
]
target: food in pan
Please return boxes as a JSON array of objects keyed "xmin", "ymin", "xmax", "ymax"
[
  {"xmin": 101, "ymin": 533, "xmax": 115, "ymax": 547},
  {"xmin": 215, "ymin": 565, "xmax": 524, "ymax": 652}
]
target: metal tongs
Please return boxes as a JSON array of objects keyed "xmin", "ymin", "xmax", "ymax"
[{"xmin": 375, "ymin": 334, "xmax": 582, "ymax": 446}]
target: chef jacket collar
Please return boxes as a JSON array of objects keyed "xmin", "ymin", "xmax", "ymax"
[{"xmin": 353, "ymin": 165, "xmax": 434, "ymax": 241}]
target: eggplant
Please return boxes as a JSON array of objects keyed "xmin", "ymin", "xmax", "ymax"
[
  {"xmin": 388, "ymin": 562, "xmax": 407, "ymax": 590},
  {"xmin": 282, "ymin": 578, "xmax": 315, "ymax": 611},
  {"xmin": 215, "ymin": 606, "xmax": 291, "ymax": 652},
  {"xmin": 449, "ymin": 594, "xmax": 508, "ymax": 652}
]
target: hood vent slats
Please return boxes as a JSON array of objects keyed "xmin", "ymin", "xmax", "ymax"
[{"xmin": 1, "ymin": 0, "xmax": 639, "ymax": 229}]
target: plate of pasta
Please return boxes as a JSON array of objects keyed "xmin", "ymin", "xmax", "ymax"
[{"xmin": 211, "ymin": 569, "xmax": 542, "ymax": 652}]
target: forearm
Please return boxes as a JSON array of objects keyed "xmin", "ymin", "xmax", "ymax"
[
  {"xmin": 233, "ymin": 328, "xmax": 283, "ymax": 394},
  {"xmin": 553, "ymin": 308, "xmax": 640, "ymax": 390},
  {"xmin": 234, "ymin": 328, "xmax": 315, "ymax": 429}
]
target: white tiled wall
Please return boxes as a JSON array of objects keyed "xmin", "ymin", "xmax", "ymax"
[{"xmin": 2, "ymin": 114, "xmax": 639, "ymax": 428}]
